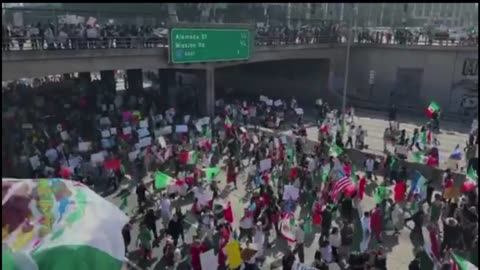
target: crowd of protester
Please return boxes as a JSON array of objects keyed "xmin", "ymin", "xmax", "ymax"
[
  {"xmin": 2, "ymin": 73, "xmax": 478, "ymax": 270},
  {"xmin": 3, "ymin": 17, "xmax": 478, "ymax": 51},
  {"xmin": 2, "ymin": 21, "xmax": 168, "ymax": 51}
]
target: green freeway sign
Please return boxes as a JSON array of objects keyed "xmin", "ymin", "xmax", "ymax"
[{"xmin": 170, "ymin": 28, "xmax": 251, "ymax": 64}]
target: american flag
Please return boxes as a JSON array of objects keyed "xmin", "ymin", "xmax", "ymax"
[{"xmin": 331, "ymin": 176, "xmax": 353, "ymax": 201}]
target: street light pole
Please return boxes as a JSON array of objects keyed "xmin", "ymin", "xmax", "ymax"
[{"xmin": 341, "ymin": 3, "xmax": 356, "ymax": 128}]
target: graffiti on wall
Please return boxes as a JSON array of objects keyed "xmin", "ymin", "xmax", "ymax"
[
  {"xmin": 462, "ymin": 58, "xmax": 478, "ymax": 77},
  {"xmin": 449, "ymin": 79, "xmax": 478, "ymax": 115}
]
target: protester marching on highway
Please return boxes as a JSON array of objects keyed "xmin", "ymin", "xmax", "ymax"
[{"xmin": 2, "ymin": 73, "xmax": 478, "ymax": 270}]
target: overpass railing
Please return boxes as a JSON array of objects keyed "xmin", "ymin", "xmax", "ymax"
[{"xmin": 2, "ymin": 32, "xmax": 478, "ymax": 52}]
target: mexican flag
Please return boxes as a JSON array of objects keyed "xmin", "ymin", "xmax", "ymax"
[
  {"xmin": 351, "ymin": 165, "xmax": 358, "ymax": 186},
  {"xmin": 463, "ymin": 166, "xmax": 478, "ymax": 192},
  {"xmin": 180, "ymin": 150, "xmax": 199, "ymax": 165},
  {"xmin": 412, "ymin": 151, "xmax": 426, "ymax": 164},
  {"xmin": 203, "ymin": 167, "xmax": 220, "ymax": 182},
  {"xmin": 452, "ymin": 253, "xmax": 478, "ymax": 270},
  {"xmin": 224, "ymin": 116, "xmax": 233, "ymax": 129},
  {"xmin": 154, "ymin": 171, "xmax": 174, "ymax": 189},
  {"xmin": 2, "ymin": 178, "xmax": 128, "ymax": 270},
  {"xmin": 320, "ymin": 119, "xmax": 329, "ymax": 133},
  {"xmin": 426, "ymin": 101, "xmax": 440, "ymax": 118},
  {"xmin": 329, "ymin": 144, "xmax": 344, "ymax": 158}
]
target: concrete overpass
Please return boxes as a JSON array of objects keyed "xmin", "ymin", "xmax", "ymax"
[
  {"xmin": 1, "ymin": 44, "xmax": 346, "ymax": 80},
  {"xmin": 2, "ymin": 43, "xmax": 478, "ymax": 116}
]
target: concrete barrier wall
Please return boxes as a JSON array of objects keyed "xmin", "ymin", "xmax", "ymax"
[{"xmin": 346, "ymin": 45, "xmax": 478, "ymax": 113}]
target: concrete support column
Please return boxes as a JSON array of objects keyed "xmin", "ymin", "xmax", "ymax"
[
  {"xmin": 126, "ymin": 69, "xmax": 143, "ymax": 92},
  {"xmin": 328, "ymin": 59, "xmax": 335, "ymax": 94},
  {"xmin": 205, "ymin": 66, "xmax": 215, "ymax": 117},
  {"xmin": 158, "ymin": 69, "xmax": 176, "ymax": 108},
  {"xmin": 100, "ymin": 70, "xmax": 116, "ymax": 95}
]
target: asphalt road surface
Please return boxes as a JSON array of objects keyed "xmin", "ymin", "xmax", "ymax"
[{"xmin": 105, "ymin": 110, "xmax": 470, "ymax": 270}]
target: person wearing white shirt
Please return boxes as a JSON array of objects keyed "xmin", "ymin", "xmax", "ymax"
[
  {"xmin": 365, "ymin": 156, "xmax": 377, "ymax": 180},
  {"xmin": 294, "ymin": 222, "xmax": 305, "ymax": 263},
  {"xmin": 319, "ymin": 240, "xmax": 333, "ymax": 263},
  {"xmin": 253, "ymin": 222, "xmax": 265, "ymax": 260},
  {"xmin": 160, "ymin": 194, "xmax": 172, "ymax": 224},
  {"xmin": 239, "ymin": 215, "xmax": 253, "ymax": 242},
  {"xmin": 360, "ymin": 212, "xmax": 371, "ymax": 252},
  {"xmin": 328, "ymin": 227, "xmax": 341, "ymax": 263}
]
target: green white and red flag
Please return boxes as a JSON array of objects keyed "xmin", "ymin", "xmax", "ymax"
[{"xmin": 426, "ymin": 101, "xmax": 440, "ymax": 118}]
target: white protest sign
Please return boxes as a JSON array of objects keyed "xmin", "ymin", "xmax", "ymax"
[
  {"xmin": 274, "ymin": 99, "xmax": 283, "ymax": 107},
  {"xmin": 292, "ymin": 261, "xmax": 319, "ymax": 270},
  {"xmin": 395, "ymin": 145, "xmax": 408, "ymax": 157},
  {"xmin": 198, "ymin": 117, "xmax": 210, "ymax": 126},
  {"xmin": 60, "ymin": 131, "xmax": 70, "ymax": 141},
  {"xmin": 184, "ymin": 115, "xmax": 191, "ymax": 124},
  {"xmin": 123, "ymin": 127, "xmax": 132, "ymax": 135},
  {"xmin": 139, "ymin": 120, "xmax": 149, "ymax": 128},
  {"xmin": 110, "ymin": 128, "xmax": 117, "ymax": 135},
  {"xmin": 240, "ymin": 127, "xmax": 247, "ymax": 133},
  {"xmin": 78, "ymin": 142, "xmax": 92, "ymax": 152},
  {"xmin": 67, "ymin": 157, "xmax": 81, "ymax": 169},
  {"xmin": 274, "ymin": 138, "xmax": 280, "ymax": 148},
  {"xmin": 283, "ymin": 185, "xmax": 300, "ymax": 201},
  {"xmin": 137, "ymin": 128, "xmax": 150, "ymax": 138},
  {"xmin": 214, "ymin": 116, "xmax": 221, "ymax": 124},
  {"xmin": 295, "ymin": 108, "xmax": 304, "ymax": 115},
  {"xmin": 101, "ymin": 104, "xmax": 107, "ymax": 111},
  {"xmin": 259, "ymin": 158, "xmax": 272, "ymax": 172},
  {"xmin": 195, "ymin": 190, "xmax": 214, "ymax": 207},
  {"xmin": 259, "ymin": 95, "xmax": 269, "ymax": 102},
  {"xmin": 99, "ymin": 117, "xmax": 111, "ymax": 126},
  {"xmin": 29, "ymin": 156, "xmax": 41, "ymax": 170},
  {"xmin": 249, "ymin": 107, "xmax": 257, "ymax": 117},
  {"xmin": 176, "ymin": 125, "xmax": 188, "ymax": 133},
  {"xmin": 252, "ymin": 135, "xmax": 259, "ymax": 144},
  {"xmin": 316, "ymin": 99, "xmax": 323, "ymax": 105},
  {"xmin": 200, "ymin": 250, "xmax": 218, "ymax": 270},
  {"xmin": 265, "ymin": 99, "xmax": 273, "ymax": 106},
  {"xmin": 87, "ymin": 16, "xmax": 97, "ymax": 26},
  {"xmin": 90, "ymin": 152, "xmax": 105, "ymax": 164},
  {"xmin": 156, "ymin": 126, "xmax": 173, "ymax": 136},
  {"xmin": 139, "ymin": 137, "xmax": 152, "ymax": 148},
  {"xmin": 157, "ymin": 136, "xmax": 167, "ymax": 148},
  {"xmin": 128, "ymin": 150, "xmax": 140, "ymax": 161},
  {"xmin": 101, "ymin": 130, "xmax": 110, "ymax": 138}
]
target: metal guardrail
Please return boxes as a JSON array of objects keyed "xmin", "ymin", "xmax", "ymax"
[
  {"xmin": 2, "ymin": 32, "xmax": 477, "ymax": 52},
  {"xmin": 2, "ymin": 36, "xmax": 168, "ymax": 51}
]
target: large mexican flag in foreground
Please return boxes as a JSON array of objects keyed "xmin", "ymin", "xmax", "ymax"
[{"xmin": 2, "ymin": 178, "xmax": 129, "ymax": 270}]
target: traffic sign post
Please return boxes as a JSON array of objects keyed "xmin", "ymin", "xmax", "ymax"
[{"xmin": 169, "ymin": 28, "xmax": 251, "ymax": 64}]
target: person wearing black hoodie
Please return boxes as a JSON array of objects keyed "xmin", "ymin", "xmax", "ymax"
[
  {"xmin": 167, "ymin": 212, "xmax": 184, "ymax": 247},
  {"xmin": 144, "ymin": 208, "xmax": 158, "ymax": 240},
  {"xmin": 121, "ymin": 222, "xmax": 132, "ymax": 255}
]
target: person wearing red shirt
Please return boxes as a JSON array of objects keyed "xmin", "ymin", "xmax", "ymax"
[
  {"xmin": 358, "ymin": 176, "xmax": 367, "ymax": 200},
  {"xmin": 393, "ymin": 180, "xmax": 407, "ymax": 203},
  {"xmin": 370, "ymin": 204, "xmax": 383, "ymax": 242},
  {"xmin": 190, "ymin": 239, "xmax": 206, "ymax": 270}
]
